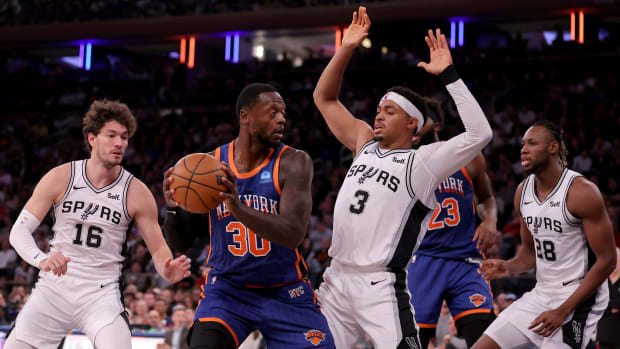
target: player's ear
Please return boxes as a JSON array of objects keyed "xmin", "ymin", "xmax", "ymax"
[
  {"xmin": 88, "ymin": 132, "xmax": 97, "ymax": 149},
  {"xmin": 239, "ymin": 108, "xmax": 250, "ymax": 125},
  {"xmin": 407, "ymin": 117, "xmax": 418, "ymax": 133},
  {"xmin": 549, "ymin": 140, "xmax": 559, "ymax": 155}
]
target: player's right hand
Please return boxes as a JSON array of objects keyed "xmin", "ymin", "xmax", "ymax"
[
  {"xmin": 341, "ymin": 6, "xmax": 371, "ymax": 50},
  {"xmin": 39, "ymin": 251, "xmax": 70, "ymax": 276},
  {"xmin": 417, "ymin": 28, "xmax": 454, "ymax": 75},
  {"xmin": 478, "ymin": 259, "xmax": 509, "ymax": 280},
  {"xmin": 163, "ymin": 167, "xmax": 179, "ymax": 208}
]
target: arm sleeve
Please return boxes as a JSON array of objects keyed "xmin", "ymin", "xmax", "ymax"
[
  {"xmin": 9, "ymin": 209, "xmax": 48, "ymax": 268},
  {"xmin": 163, "ymin": 207, "xmax": 204, "ymax": 252},
  {"xmin": 411, "ymin": 68, "xmax": 493, "ymax": 207}
]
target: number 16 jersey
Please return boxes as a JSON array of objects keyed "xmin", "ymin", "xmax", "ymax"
[{"xmin": 49, "ymin": 159, "xmax": 134, "ymax": 282}]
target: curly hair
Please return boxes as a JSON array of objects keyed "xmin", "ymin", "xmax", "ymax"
[{"xmin": 82, "ymin": 99, "xmax": 137, "ymax": 151}]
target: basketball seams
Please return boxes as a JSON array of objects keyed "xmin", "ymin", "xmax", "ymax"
[
  {"xmin": 171, "ymin": 173, "xmax": 225, "ymax": 192},
  {"xmin": 173, "ymin": 153, "xmax": 227, "ymax": 213},
  {"xmin": 185, "ymin": 154, "xmax": 208, "ymax": 209}
]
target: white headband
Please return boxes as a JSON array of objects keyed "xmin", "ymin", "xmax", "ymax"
[{"xmin": 380, "ymin": 92, "xmax": 425, "ymax": 132}]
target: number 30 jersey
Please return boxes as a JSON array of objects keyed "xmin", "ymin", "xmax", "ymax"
[
  {"xmin": 520, "ymin": 168, "xmax": 601, "ymax": 296},
  {"xmin": 330, "ymin": 140, "xmax": 440, "ymax": 270},
  {"xmin": 49, "ymin": 159, "xmax": 134, "ymax": 282}
]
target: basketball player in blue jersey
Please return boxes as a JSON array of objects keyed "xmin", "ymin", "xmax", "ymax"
[
  {"xmin": 473, "ymin": 121, "xmax": 616, "ymax": 349},
  {"xmin": 408, "ymin": 101, "xmax": 498, "ymax": 348},
  {"xmin": 313, "ymin": 7, "xmax": 492, "ymax": 349},
  {"xmin": 162, "ymin": 83, "xmax": 335, "ymax": 349}
]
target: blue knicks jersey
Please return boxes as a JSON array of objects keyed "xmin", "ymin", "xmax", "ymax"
[
  {"xmin": 417, "ymin": 168, "xmax": 481, "ymax": 259},
  {"xmin": 207, "ymin": 141, "xmax": 308, "ymax": 287}
]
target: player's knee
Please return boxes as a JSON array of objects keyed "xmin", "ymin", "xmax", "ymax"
[
  {"xmin": 471, "ymin": 334, "xmax": 502, "ymax": 349},
  {"xmin": 455, "ymin": 312, "xmax": 495, "ymax": 347},
  {"xmin": 188, "ymin": 321, "xmax": 236, "ymax": 349}
]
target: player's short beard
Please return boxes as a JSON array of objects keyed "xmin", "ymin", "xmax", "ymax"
[{"xmin": 373, "ymin": 136, "xmax": 384, "ymax": 142}]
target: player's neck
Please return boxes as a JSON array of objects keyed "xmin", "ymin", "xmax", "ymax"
[
  {"xmin": 377, "ymin": 138, "xmax": 413, "ymax": 150},
  {"xmin": 86, "ymin": 157, "xmax": 122, "ymax": 189},
  {"xmin": 534, "ymin": 162, "xmax": 564, "ymax": 194},
  {"xmin": 232, "ymin": 136, "xmax": 272, "ymax": 172}
]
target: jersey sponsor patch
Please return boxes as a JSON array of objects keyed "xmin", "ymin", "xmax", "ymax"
[
  {"xmin": 259, "ymin": 171, "xmax": 272, "ymax": 184},
  {"xmin": 304, "ymin": 329, "xmax": 326, "ymax": 346},
  {"xmin": 469, "ymin": 293, "xmax": 487, "ymax": 307}
]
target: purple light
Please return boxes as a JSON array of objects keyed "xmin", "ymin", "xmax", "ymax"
[
  {"xmin": 79, "ymin": 44, "xmax": 85, "ymax": 68},
  {"xmin": 225, "ymin": 35, "xmax": 231, "ymax": 61},
  {"xmin": 458, "ymin": 21, "xmax": 464, "ymax": 47},
  {"xmin": 233, "ymin": 34, "xmax": 239, "ymax": 63},
  {"xmin": 450, "ymin": 22, "xmax": 456, "ymax": 48}
]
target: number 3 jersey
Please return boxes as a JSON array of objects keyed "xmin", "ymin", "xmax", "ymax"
[
  {"xmin": 207, "ymin": 141, "xmax": 308, "ymax": 287},
  {"xmin": 330, "ymin": 140, "xmax": 444, "ymax": 270},
  {"xmin": 520, "ymin": 168, "xmax": 608, "ymax": 303},
  {"xmin": 49, "ymin": 159, "xmax": 134, "ymax": 282}
]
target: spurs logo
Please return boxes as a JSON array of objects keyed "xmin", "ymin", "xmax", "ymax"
[{"xmin": 80, "ymin": 203, "xmax": 100, "ymax": 221}]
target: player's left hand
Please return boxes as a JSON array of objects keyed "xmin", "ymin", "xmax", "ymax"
[
  {"xmin": 528, "ymin": 307, "xmax": 570, "ymax": 337},
  {"xmin": 473, "ymin": 219, "xmax": 496, "ymax": 254},
  {"xmin": 417, "ymin": 29, "xmax": 454, "ymax": 76},
  {"xmin": 219, "ymin": 162, "xmax": 242, "ymax": 214},
  {"xmin": 162, "ymin": 255, "xmax": 191, "ymax": 283}
]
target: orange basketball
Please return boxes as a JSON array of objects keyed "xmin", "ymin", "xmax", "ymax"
[{"xmin": 170, "ymin": 153, "xmax": 227, "ymax": 214}]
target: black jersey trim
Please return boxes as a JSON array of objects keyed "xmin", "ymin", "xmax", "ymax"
[
  {"xmin": 122, "ymin": 175, "xmax": 134, "ymax": 221},
  {"xmin": 562, "ymin": 175, "xmax": 582, "ymax": 227},
  {"xmin": 82, "ymin": 159, "xmax": 125, "ymax": 193},
  {"xmin": 392, "ymin": 268, "xmax": 422, "ymax": 349},
  {"xmin": 405, "ymin": 152, "xmax": 416, "ymax": 199},
  {"xmin": 533, "ymin": 168, "xmax": 568, "ymax": 206},
  {"xmin": 354, "ymin": 139, "xmax": 376, "ymax": 161},
  {"xmin": 387, "ymin": 200, "xmax": 431, "ymax": 270},
  {"xmin": 55, "ymin": 161, "xmax": 75, "ymax": 208}
]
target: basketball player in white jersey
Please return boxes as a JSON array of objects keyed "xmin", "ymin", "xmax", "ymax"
[
  {"xmin": 6, "ymin": 100, "xmax": 191, "ymax": 349},
  {"xmin": 473, "ymin": 120, "xmax": 617, "ymax": 349},
  {"xmin": 313, "ymin": 7, "xmax": 492, "ymax": 349}
]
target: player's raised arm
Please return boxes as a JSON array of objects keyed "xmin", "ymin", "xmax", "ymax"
[
  {"xmin": 10, "ymin": 163, "xmax": 71, "ymax": 275},
  {"xmin": 413, "ymin": 29, "xmax": 492, "ymax": 205},
  {"xmin": 217, "ymin": 148, "xmax": 313, "ymax": 250},
  {"xmin": 313, "ymin": 6, "xmax": 374, "ymax": 155},
  {"xmin": 129, "ymin": 178, "xmax": 191, "ymax": 283}
]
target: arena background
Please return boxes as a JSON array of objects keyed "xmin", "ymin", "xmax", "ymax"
[{"xmin": 0, "ymin": 1, "xmax": 619, "ymax": 348}]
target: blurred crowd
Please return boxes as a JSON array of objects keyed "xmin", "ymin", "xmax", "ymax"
[
  {"xmin": 0, "ymin": 0, "xmax": 388, "ymax": 25},
  {"xmin": 0, "ymin": 25, "xmax": 619, "ymax": 347}
]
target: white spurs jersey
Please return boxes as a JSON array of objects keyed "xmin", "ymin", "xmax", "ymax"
[
  {"xmin": 47, "ymin": 160, "xmax": 134, "ymax": 281},
  {"xmin": 330, "ymin": 141, "xmax": 438, "ymax": 270},
  {"xmin": 520, "ymin": 168, "xmax": 608, "ymax": 302}
]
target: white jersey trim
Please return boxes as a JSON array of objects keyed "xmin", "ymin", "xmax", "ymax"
[{"xmin": 82, "ymin": 160, "xmax": 125, "ymax": 193}]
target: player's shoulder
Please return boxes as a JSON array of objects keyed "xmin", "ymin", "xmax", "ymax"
[
  {"xmin": 126, "ymin": 175, "xmax": 151, "ymax": 198},
  {"xmin": 279, "ymin": 146, "xmax": 311, "ymax": 165},
  {"xmin": 568, "ymin": 175, "xmax": 602, "ymax": 200},
  {"xmin": 43, "ymin": 161, "xmax": 73, "ymax": 182}
]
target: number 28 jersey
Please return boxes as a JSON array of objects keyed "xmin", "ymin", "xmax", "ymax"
[
  {"xmin": 50, "ymin": 159, "xmax": 134, "ymax": 282},
  {"xmin": 330, "ymin": 141, "xmax": 439, "ymax": 270},
  {"xmin": 520, "ymin": 168, "xmax": 597, "ymax": 293}
]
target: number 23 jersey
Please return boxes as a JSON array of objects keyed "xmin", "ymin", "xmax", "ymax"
[{"xmin": 330, "ymin": 140, "xmax": 440, "ymax": 270}]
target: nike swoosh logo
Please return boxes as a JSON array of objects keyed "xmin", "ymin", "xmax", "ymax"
[
  {"xmin": 523, "ymin": 200, "xmax": 533, "ymax": 205},
  {"xmin": 370, "ymin": 279, "xmax": 386, "ymax": 286},
  {"xmin": 73, "ymin": 186, "xmax": 86, "ymax": 190},
  {"xmin": 562, "ymin": 279, "xmax": 579, "ymax": 286}
]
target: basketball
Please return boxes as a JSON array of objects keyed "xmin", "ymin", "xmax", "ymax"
[{"xmin": 170, "ymin": 153, "xmax": 227, "ymax": 213}]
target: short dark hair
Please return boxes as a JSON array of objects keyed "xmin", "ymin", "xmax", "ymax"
[
  {"xmin": 386, "ymin": 86, "xmax": 430, "ymax": 125},
  {"xmin": 82, "ymin": 99, "xmax": 137, "ymax": 151},
  {"xmin": 532, "ymin": 120, "xmax": 568, "ymax": 167},
  {"xmin": 235, "ymin": 83, "xmax": 278, "ymax": 118}
]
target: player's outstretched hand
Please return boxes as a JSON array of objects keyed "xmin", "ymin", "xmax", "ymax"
[
  {"xmin": 40, "ymin": 251, "xmax": 71, "ymax": 276},
  {"xmin": 341, "ymin": 6, "xmax": 371, "ymax": 50},
  {"xmin": 163, "ymin": 167, "xmax": 179, "ymax": 208},
  {"xmin": 219, "ymin": 162, "xmax": 242, "ymax": 214},
  {"xmin": 478, "ymin": 259, "xmax": 509, "ymax": 280},
  {"xmin": 528, "ymin": 307, "xmax": 570, "ymax": 337},
  {"xmin": 163, "ymin": 255, "xmax": 191, "ymax": 283},
  {"xmin": 473, "ymin": 219, "xmax": 496, "ymax": 254},
  {"xmin": 417, "ymin": 28, "xmax": 454, "ymax": 75}
]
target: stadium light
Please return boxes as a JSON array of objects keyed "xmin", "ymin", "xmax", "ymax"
[
  {"xmin": 335, "ymin": 29, "xmax": 342, "ymax": 51},
  {"xmin": 79, "ymin": 44, "xmax": 85, "ymax": 68},
  {"xmin": 85, "ymin": 43, "xmax": 92, "ymax": 71},
  {"xmin": 180, "ymin": 38, "xmax": 186, "ymax": 64},
  {"xmin": 570, "ymin": 12, "xmax": 576, "ymax": 41},
  {"xmin": 458, "ymin": 21, "xmax": 464, "ymax": 47},
  {"xmin": 233, "ymin": 34, "xmax": 240, "ymax": 63},
  {"xmin": 225, "ymin": 35, "xmax": 231, "ymax": 61},
  {"xmin": 450, "ymin": 21, "xmax": 456, "ymax": 49},
  {"xmin": 188, "ymin": 37, "xmax": 196, "ymax": 68},
  {"xmin": 578, "ymin": 11, "xmax": 584, "ymax": 44}
]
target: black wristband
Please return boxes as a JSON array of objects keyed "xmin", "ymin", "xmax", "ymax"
[{"xmin": 438, "ymin": 65, "xmax": 459, "ymax": 85}]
